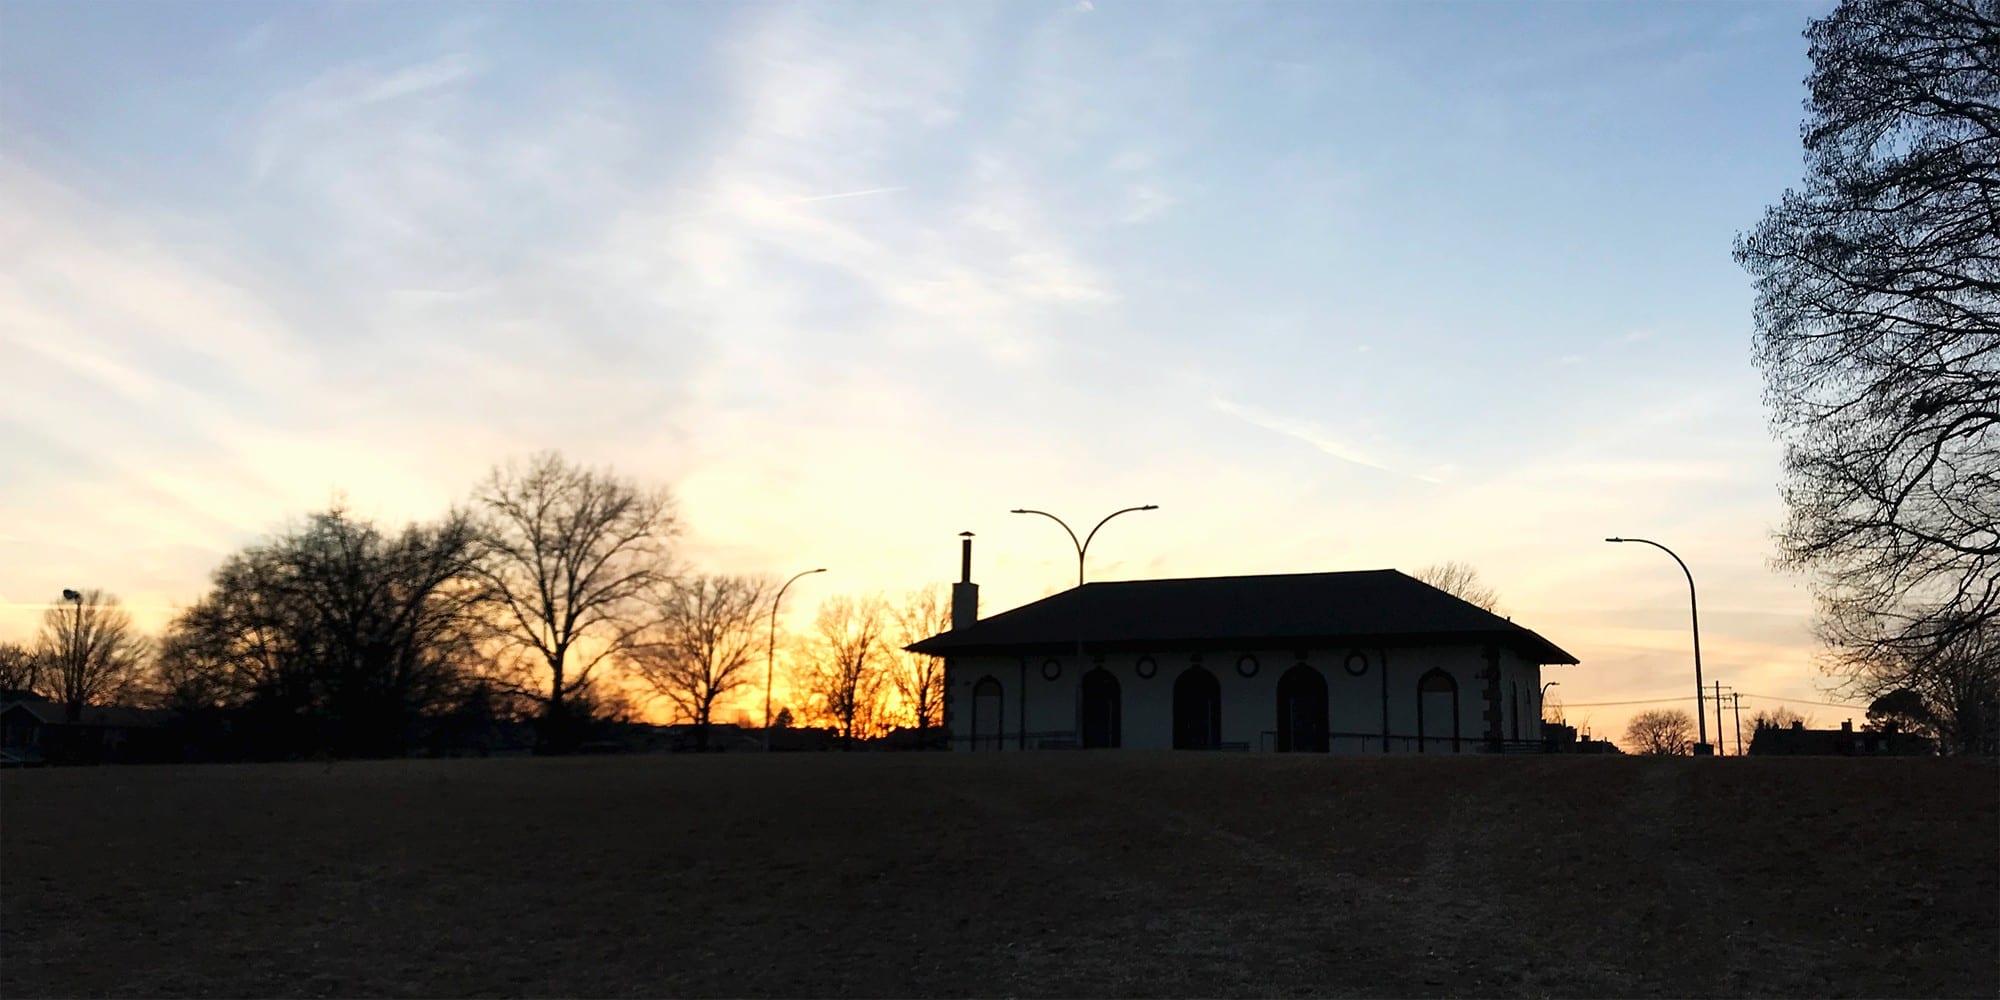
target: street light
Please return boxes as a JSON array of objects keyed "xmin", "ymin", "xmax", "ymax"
[
  {"xmin": 1010, "ymin": 505, "xmax": 1159, "ymax": 587},
  {"xmin": 1605, "ymin": 537, "xmax": 1710, "ymax": 755},
  {"xmin": 766, "ymin": 568, "xmax": 827, "ymax": 749},
  {"xmin": 61, "ymin": 589, "xmax": 82, "ymax": 720}
]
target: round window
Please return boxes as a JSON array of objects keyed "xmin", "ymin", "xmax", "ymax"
[
  {"xmin": 1135, "ymin": 656, "xmax": 1158, "ymax": 679},
  {"xmin": 1236, "ymin": 654, "xmax": 1259, "ymax": 678},
  {"xmin": 1343, "ymin": 650, "xmax": 1369, "ymax": 677},
  {"xmin": 1040, "ymin": 658, "xmax": 1062, "ymax": 681}
]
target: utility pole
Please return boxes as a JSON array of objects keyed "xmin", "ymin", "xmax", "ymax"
[
  {"xmin": 1711, "ymin": 681, "xmax": 1734, "ymax": 756},
  {"xmin": 1730, "ymin": 692, "xmax": 1745, "ymax": 756}
]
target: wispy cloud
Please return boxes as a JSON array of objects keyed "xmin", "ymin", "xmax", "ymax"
[
  {"xmin": 784, "ymin": 186, "xmax": 905, "ymax": 205},
  {"xmin": 1208, "ymin": 394, "xmax": 1435, "ymax": 483}
]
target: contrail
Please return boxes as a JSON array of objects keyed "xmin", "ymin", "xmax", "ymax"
[{"xmin": 784, "ymin": 186, "xmax": 904, "ymax": 205}]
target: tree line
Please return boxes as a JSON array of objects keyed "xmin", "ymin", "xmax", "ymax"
[{"xmin": 0, "ymin": 452, "xmax": 950, "ymax": 759}]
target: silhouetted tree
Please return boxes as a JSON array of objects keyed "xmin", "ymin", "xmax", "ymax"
[
  {"xmin": 801, "ymin": 594, "xmax": 888, "ymax": 745},
  {"xmin": 0, "ymin": 641, "xmax": 40, "ymax": 696},
  {"xmin": 1623, "ymin": 709, "xmax": 1695, "ymax": 756},
  {"xmin": 35, "ymin": 589, "xmax": 147, "ymax": 722},
  {"xmin": 148, "ymin": 626, "xmax": 234, "ymax": 712},
  {"xmin": 1736, "ymin": 0, "xmax": 2000, "ymax": 728},
  {"xmin": 886, "ymin": 585, "xmax": 950, "ymax": 731},
  {"xmin": 159, "ymin": 508, "xmax": 487, "ymax": 757},
  {"xmin": 630, "ymin": 574, "xmax": 770, "ymax": 751},
  {"xmin": 1867, "ymin": 687, "xmax": 1937, "ymax": 734},
  {"xmin": 1414, "ymin": 562, "xmax": 1500, "ymax": 613},
  {"xmin": 470, "ymin": 452, "xmax": 677, "ymax": 752},
  {"xmin": 1852, "ymin": 623, "xmax": 2000, "ymax": 753}
]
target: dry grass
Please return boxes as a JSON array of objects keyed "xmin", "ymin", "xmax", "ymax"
[{"xmin": 2, "ymin": 753, "xmax": 1995, "ymax": 998}]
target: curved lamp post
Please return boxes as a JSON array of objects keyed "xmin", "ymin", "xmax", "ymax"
[
  {"xmin": 1606, "ymin": 537, "xmax": 1710, "ymax": 755},
  {"xmin": 60, "ymin": 589, "xmax": 82, "ymax": 722},
  {"xmin": 1010, "ymin": 505, "xmax": 1159, "ymax": 587},
  {"xmin": 766, "ymin": 567, "xmax": 827, "ymax": 748},
  {"xmin": 62, "ymin": 588, "xmax": 82, "ymax": 669}
]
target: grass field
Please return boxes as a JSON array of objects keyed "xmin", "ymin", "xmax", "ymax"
[{"xmin": 3, "ymin": 753, "xmax": 1995, "ymax": 998}]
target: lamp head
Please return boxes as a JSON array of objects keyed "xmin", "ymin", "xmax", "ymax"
[
  {"xmin": 1604, "ymin": 537, "xmax": 1625, "ymax": 543},
  {"xmin": 1009, "ymin": 509, "xmax": 1029, "ymax": 514},
  {"xmin": 61, "ymin": 589, "xmax": 81, "ymax": 602},
  {"xmin": 1140, "ymin": 504, "xmax": 1160, "ymax": 510},
  {"xmin": 810, "ymin": 567, "xmax": 827, "ymax": 574}
]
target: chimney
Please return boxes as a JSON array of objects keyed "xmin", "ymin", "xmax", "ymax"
[{"xmin": 951, "ymin": 532, "xmax": 979, "ymax": 630}]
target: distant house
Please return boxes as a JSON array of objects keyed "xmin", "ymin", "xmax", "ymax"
[
  {"xmin": 0, "ymin": 696, "xmax": 174, "ymax": 765},
  {"xmin": 1542, "ymin": 721, "xmax": 1623, "ymax": 754},
  {"xmin": 908, "ymin": 537, "xmax": 1577, "ymax": 754},
  {"xmin": 1749, "ymin": 719, "xmax": 1936, "ymax": 757},
  {"xmin": 655, "ymin": 723, "xmax": 765, "ymax": 753}
]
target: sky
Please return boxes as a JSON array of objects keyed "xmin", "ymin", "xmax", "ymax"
[{"xmin": 0, "ymin": 0, "xmax": 1855, "ymax": 743}]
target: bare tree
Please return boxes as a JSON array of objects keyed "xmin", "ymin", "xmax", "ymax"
[
  {"xmin": 801, "ymin": 594, "xmax": 888, "ymax": 745},
  {"xmin": 1736, "ymin": 0, "xmax": 2000, "ymax": 728},
  {"xmin": 1623, "ymin": 709, "xmax": 1695, "ymax": 756},
  {"xmin": 885, "ymin": 585, "xmax": 950, "ymax": 732},
  {"xmin": 36, "ymin": 590, "xmax": 147, "ymax": 721},
  {"xmin": 0, "ymin": 641, "xmax": 40, "ymax": 695},
  {"xmin": 157, "ymin": 507, "xmax": 489, "ymax": 757},
  {"xmin": 1414, "ymin": 561, "xmax": 1500, "ymax": 613},
  {"xmin": 630, "ymin": 574, "xmax": 770, "ymax": 751},
  {"xmin": 471, "ymin": 452, "xmax": 677, "ymax": 750},
  {"xmin": 146, "ymin": 625, "xmax": 232, "ymax": 713},
  {"xmin": 1842, "ymin": 622, "xmax": 1999, "ymax": 754}
]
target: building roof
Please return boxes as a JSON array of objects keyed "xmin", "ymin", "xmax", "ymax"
[
  {"xmin": 907, "ymin": 569, "xmax": 1578, "ymax": 664},
  {"xmin": 0, "ymin": 698, "xmax": 171, "ymax": 728}
]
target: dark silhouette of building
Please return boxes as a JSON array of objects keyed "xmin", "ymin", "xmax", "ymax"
[
  {"xmin": 1748, "ymin": 718, "xmax": 1936, "ymax": 757},
  {"xmin": 1541, "ymin": 721, "xmax": 1623, "ymax": 754},
  {"xmin": 911, "ymin": 547, "xmax": 1578, "ymax": 754},
  {"xmin": 1, "ymin": 695, "xmax": 174, "ymax": 765}
]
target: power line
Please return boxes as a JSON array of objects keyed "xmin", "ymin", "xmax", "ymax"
[
  {"xmin": 1559, "ymin": 692, "xmax": 1872, "ymax": 711},
  {"xmin": 1737, "ymin": 692, "xmax": 1872, "ymax": 710},
  {"xmin": 1560, "ymin": 700, "xmax": 1688, "ymax": 708}
]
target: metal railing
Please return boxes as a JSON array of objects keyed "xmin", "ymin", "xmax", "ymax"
[{"xmin": 953, "ymin": 728, "xmax": 1559, "ymax": 753}]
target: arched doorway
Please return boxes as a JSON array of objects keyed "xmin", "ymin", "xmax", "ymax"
[
  {"xmin": 971, "ymin": 676, "xmax": 1004, "ymax": 751},
  {"xmin": 1172, "ymin": 667, "xmax": 1222, "ymax": 750},
  {"xmin": 1079, "ymin": 669, "xmax": 1121, "ymax": 748},
  {"xmin": 1276, "ymin": 664, "xmax": 1329, "ymax": 752},
  {"xmin": 1416, "ymin": 669, "xmax": 1459, "ymax": 753}
]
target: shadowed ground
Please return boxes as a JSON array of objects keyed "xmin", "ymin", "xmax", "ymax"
[{"xmin": 3, "ymin": 753, "xmax": 1995, "ymax": 998}]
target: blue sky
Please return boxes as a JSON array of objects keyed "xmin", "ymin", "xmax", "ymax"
[{"xmin": 0, "ymin": 0, "xmax": 1848, "ymax": 737}]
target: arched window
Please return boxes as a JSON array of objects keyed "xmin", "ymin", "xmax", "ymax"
[
  {"xmin": 1173, "ymin": 667, "xmax": 1222, "ymax": 750},
  {"xmin": 971, "ymin": 676, "xmax": 1004, "ymax": 752},
  {"xmin": 1416, "ymin": 669, "xmax": 1460, "ymax": 753},
  {"xmin": 1275, "ymin": 663, "xmax": 1329, "ymax": 753},
  {"xmin": 1079, "ymin": 669, "xmax": 1121, "ymax": 748}
]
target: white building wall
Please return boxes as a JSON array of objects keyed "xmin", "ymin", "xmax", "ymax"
[{"xmin": 943, "ymin": 643, "xmax": 1543, "ymax": 753}]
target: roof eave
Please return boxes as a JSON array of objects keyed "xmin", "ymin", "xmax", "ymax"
[{"xmin": 914, "ymin": 629, "xmax": 1580, "ymax": 664}]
